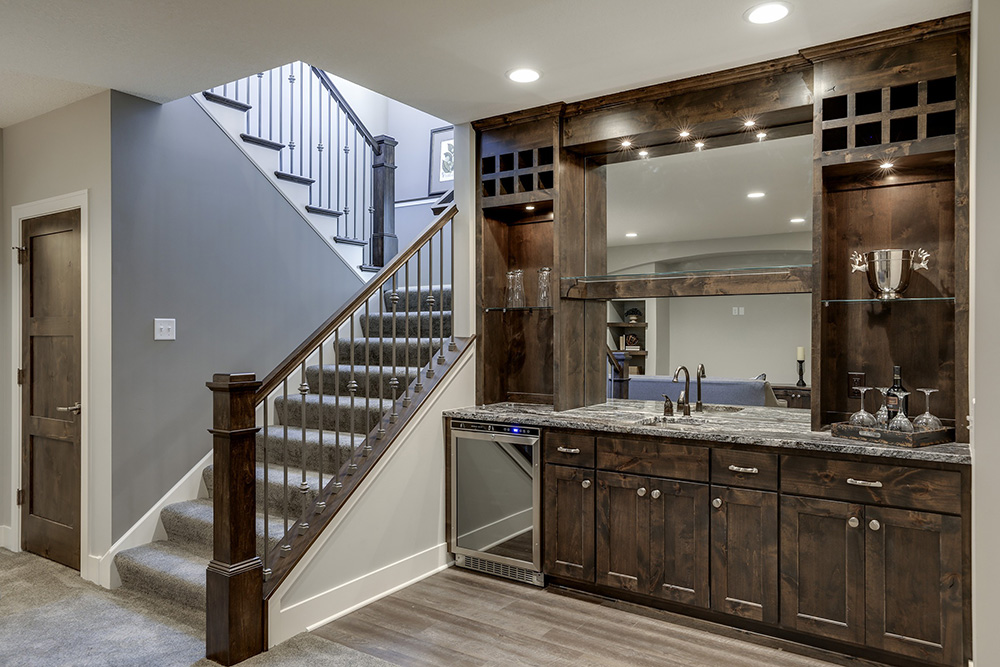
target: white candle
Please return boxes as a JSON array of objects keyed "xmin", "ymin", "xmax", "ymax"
[{"xmin": 797, "ymin": 346, "xmax": 806, "ymax": 361}]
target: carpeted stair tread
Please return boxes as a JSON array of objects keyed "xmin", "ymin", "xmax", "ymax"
[
  {"xmin": 273, "ymin": 392, "xmax": 393, "ymax": 433},
  {"xmin": 259, "ymin": 425, "xmax": 365, "ymax": 474},
  {"xmin": 358, "ymin": 311, "xmax": 452, "ymax": 338},
  {"xmin": 114, "ymin": 540, "xmax": 207, "ymax": 611},
  {"xmin": 204, "ymin": 462, "xmax": 340, "ymax": 516},
  {"xmin": 160, "ymin": 499, "xmax": 286, "ymax": 560},
  {"xmin": 385, "ymin": 285, "xmax": 452, "ymax": 310},
  {"xmin": 304, "ymin": 364, "xmax": 418, "ymax": 399},
  {"xmin": 333, "ymin": 336, "xmax": 443, "ymax": 366}
]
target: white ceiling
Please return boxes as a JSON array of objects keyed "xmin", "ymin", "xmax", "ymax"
[
  {"xmin": 0, "ymin": 0, "xmax": 970, "ymax": 129},
  {"xmin": 607, "ymin": 134, "xmax": 813, "ymax": 247}
]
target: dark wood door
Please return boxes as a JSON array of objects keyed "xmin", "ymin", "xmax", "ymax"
[
  {"xmin": 710, "ymin": 486, "xmax": 778, "ymax": 623},
  {"xmin": 20, "ymin": 209, "xmax": 81, "ymax": 570},
  {"xmin": 780, "ymin": 495, "xmax": 865, "ymax": 645},
  {"xmin": 648, "ymin": 479, "xmax": 709, "ymax": 607},
  {"xmin": 865, "ymin": 506, "xmax": 963, "ymax": 666},
  {"xmin": 542, "ymin": 464, "xmax": 595, "ymax": 582},
  {"xmin": 596, "ymin": 471, "xmax": 646, "ymax": 592}
]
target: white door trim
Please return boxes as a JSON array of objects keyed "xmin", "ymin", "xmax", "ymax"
[{"xmin": 8, "ymin": 191, "xmax": 90, "ymax": 575}]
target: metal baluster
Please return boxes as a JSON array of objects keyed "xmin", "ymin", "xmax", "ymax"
[
  {"xmin": 426, "ymin": 242, "xmax": 436, "ymax": 379},
  {"xmin": 347, "ymin": 317, "xmax": 358, "ymax": 475},
  {"xmin": 308, "ymin": 65, "xmax": 314, "ymax": 205},
  {"xmin": 337, "ymin": 106, "xmax": 342, "ymax": 232},
  {"xmin": 389, "ymin": 274, "xmax": 400, "ymax": 423},
  {"xmin": 415, "ymin": 248, "xmax": 424, "ymax": 393},
  {"xmin": 256, "ymin": 73, "xmax": 263, "ymax": 137},
  {"xmin": 343, "ymin": 116, "xmax": 350, "ymax": 238},
  {"xmin": 449, "ymin": 220, "xmax": 457, "ymax": 351},
  {"xmin": 403, "ymin": 261, "xmax": 412, "ymax": 407},
  {"xmin": 278, "ymin": 66, "xmax": 284, "ymax": 171},
  {"xmin": 262, "ymin": 395, "xmax": 270, "ymax": 579},
  {"xmin": 333, "ymin": 329, "xmax": 342, "ymax": 491},
  {"xmin": 268, "ymin": 69, "xmax": 274, "ymax": 143},
  {"xmin": 438, "ymin": 230, "xmax": 446, "ymax": 364},
  {"xmin": 300, "ymin": 62, "xmax": 305, "ymax": 178},
  {"xmin": 328, "ymin": 99, "xmax": 334, "ymax": 216},
  {"xmin": 377, "ymin": 285, "xmax": 386, "ymax": 440},
  {"xmin": 362, "ymin": 145, "xmax": 368, "ymax": 253},
  {"xmin": 288, "ymin": 67, "xmax": 296, "ymax": 176},
  {"xmin": 298, "ymin": 364, "xmax": 309, "ymax": 534},
  {"xmin": 316, "ymin": 344, "xmax": 325, "ymax": 512},
  {"xmin": 281, "ymin": 379, "xmax": 290, "ymax": 555},
  {"xmin": 317, "ymin": 89, "xmax": 324, "ymax": 209},
  {"xmin": 364, "ymin": 299, "xmax": 372, "ymax": 455},
  {"xmin": 353, "ymin": 129, "xmax": 359, "ymax": 240}
]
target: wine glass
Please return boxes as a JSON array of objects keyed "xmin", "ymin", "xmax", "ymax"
[
  {"xmin": 849, "ymin": 387, "xmax": 876, "ymax": 427},
  {"xmin": 874, "ymin": 387, "xmax": 891, "ymax": 428},
  {"xmin": 914, "ymin": 388, "xmax": 943, "ymax": 431},
  {"xmin": 888, "ymin": 391, "xmax": 913, "ymax": 433}
]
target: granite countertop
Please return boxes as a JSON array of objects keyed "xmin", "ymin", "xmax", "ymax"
[{"xmin": 444, "ymin": 400, "xmax": 971, "ymax": 466}]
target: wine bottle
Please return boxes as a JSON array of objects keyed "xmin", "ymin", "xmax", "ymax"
[{"xmin": 885, "ymin": 365, "xmax": 907, "ymax": 420}]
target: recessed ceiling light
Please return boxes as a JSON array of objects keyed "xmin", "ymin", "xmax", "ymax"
[
  {"xmin": 790, "ymin": 217, "xmax": 806, "ymax": 223},
  {"xmin": 679, "ymin": 130, "xmax": 691, "ymax": 138},
  {"xmin": 506, "ymin": 68, "xmax": 540, "ymax": 83},
  {"xmin": 638, "ymin": 150, "xmax": 649, "ymax": 157},
  {"xmin": 756, "ymin": 132, "xmax": 767, "ymax": 140},
  {"xmin": 621, "ymin": 139, "xmax": 632, "ymax": 148},
  {"xmin": 625, "ymin": 232, "xmax": 638, "ymax": 238},
  {"xmin": 747, "ymin": 192, "xmax": 766, "ymax": 198},
  {"xmin": 744, "ymin": 120, "xmax": 756, "ymax": 127},
  {"xmin": 744, "ymin": 2, "xmax": 791, "ymax": 24},
  {"xmin": 880, "ymin": 161, "xmax": 894, "ymax": 169},
  {"xmin": 525, "ymin": 205, "xmax": 536, "ymax": 211},
  {"xmin": 694, "ymin": 141, "xmax": 705, "ymax": 149}
]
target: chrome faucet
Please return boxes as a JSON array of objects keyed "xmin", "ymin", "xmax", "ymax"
[
  {"xmin": 696, "ymin": 364, "xmax": 706, "ymax": 412},
  {"xmin": 673, "ymin": 366, "xmax": 691, "ymax": 416},
  {"xmin": 662, "ymin": 394, "xmax": 673, "ymax": 416}
]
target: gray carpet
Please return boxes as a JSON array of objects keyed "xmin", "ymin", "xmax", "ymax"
[{"xmin": 0, "ymin": 548, "xmax": 392, "ymax": 666}]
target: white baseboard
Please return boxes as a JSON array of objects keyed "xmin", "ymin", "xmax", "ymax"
[
  {"xmin": 0, "ymin": 525, "xmax": 17, "ymax": 552},
  {"xmin": 95, "ymin": 450, "xmax": 212, "ymax": 589},
  {"xmin": 458, "ymin": 508, "xmax": 533, "ymax": 552},
  {"xmin": 269, "ymin": 543, "xmax": 451, "ymax": 647}
]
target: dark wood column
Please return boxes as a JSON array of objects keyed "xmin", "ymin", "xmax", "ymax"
[
  {"xmin": 371, "ymin": 135, "xmax": 398, "ymax": 267},
  {"xmin": 206, "ymin": 373, "xmax": 264, "ymax": 665}
]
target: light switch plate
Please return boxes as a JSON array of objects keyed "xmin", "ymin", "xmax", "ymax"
[{"xmin": 154, "ymin": 318, "xmax": 176, "ymax": 341}]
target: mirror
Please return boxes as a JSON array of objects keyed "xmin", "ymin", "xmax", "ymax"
[{"xmin": 605, "ymin": 134, "xmax": 813, "ymax": 396}]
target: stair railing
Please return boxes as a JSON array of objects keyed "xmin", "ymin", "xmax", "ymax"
[
  {"xmin": 205, "ymin": 62, "xmax": 396, "ymax": 267},
  {"xmin": 206, "ymin": 201, "xmax": 468, "ymax": 665}
]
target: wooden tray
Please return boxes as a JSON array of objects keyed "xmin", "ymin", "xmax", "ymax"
[{"xmin": 831, "ymin": 422, "xmax": 954, "ymax": 448}]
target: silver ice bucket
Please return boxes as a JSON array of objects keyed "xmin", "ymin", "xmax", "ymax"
[{"xmin": 850, "ymin": 248, "xmax": 930, "ymax": 300}]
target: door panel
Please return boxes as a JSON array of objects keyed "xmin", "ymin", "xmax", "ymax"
[
  {"xmin": 866, "ymin": 506, "xmax": 963, "ymax": 666},
  {"xmin": 711, "ymin": 486, "xmax": 778, "ymax": 623},
  {"xmin": 596, "ymin": 471, "xmax": 646, "ymax": 592},
  {"xmin": 543, "ymin": 464, "xmax": 595, "ymax": 582},
  {"xmin": 648, "ymin": 479, "xmax": 709, "ymax": 607},
  {"xmin": 780, "ymin": 495, "xmax": 865, "ymax": 645},
  {"xmin": 21, "ymin": 209, "xmax": 81, "ymax": 570}
]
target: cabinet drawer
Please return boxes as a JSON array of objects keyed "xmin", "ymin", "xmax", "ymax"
[
  {"xmin": 596, "ymin": 437, "xmax": 708, "ymax": 481},
  {"xmin": 711, "ymin": 449, "xmax": 778, "ymax": 490},
  {"xmin": 544, "ymin": 431, "xmax": 595, "ymax": 467},
  {"xmin": 780, "ymin": 456, "xmax": 961, "ymax": 515}
]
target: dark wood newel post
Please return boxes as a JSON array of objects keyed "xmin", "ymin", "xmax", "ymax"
[
  {"xmin": 371, "ymin": 135, "xmax": 398, "ymax": 267},
  {"xmin": 206, "ymin": 372, "xmax": 263, "ymax": 665}
]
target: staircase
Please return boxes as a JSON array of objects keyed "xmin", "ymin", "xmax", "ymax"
[{"xmin": 114, "ymin": 285, "xmax": 453, "ymax": 611}]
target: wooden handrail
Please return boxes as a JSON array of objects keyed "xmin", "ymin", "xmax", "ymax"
[
  {"xmin": 255, "ymin": 203, "xmax": 459, "ymax": 402},
  {"xmin": 606, "ymin": 345, "xmax": 623, "ymax": 374},
  {"xmin": 312, "ymin": 66, "xmax": 381, "ymax": 154}
]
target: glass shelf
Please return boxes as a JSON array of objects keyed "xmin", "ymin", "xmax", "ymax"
[
  {"xmin": 821, "ymin": 296, "xmax": 955, "ymax": 305},
  {"xmin": 562, "ymin": 264, "xmax": 811, "ymax": 283},
  {"xmin": 483, "ymin": 306, "xmax": 554, "ymax": 313}
]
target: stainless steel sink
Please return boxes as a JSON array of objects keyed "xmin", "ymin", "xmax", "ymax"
[{"xmin": 638, "ymin": 415, "xmax": 708, "ymax": 426}]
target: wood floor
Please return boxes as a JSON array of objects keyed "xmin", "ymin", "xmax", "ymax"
[{"xmin": 312, "ymin": 567, "xmax": 885, "ymax": 667}]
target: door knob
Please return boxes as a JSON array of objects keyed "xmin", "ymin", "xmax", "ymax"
[
  {"xmin": 56, "ymin": 402, "xmax": 82, "ymax": 415},
  {"xmin": 581, "ymin": 480, "xmax": 591, "ymax": 489},
  {"xmin": 637, "ymin": 487, "xmax": 647, "ymax": 497}
]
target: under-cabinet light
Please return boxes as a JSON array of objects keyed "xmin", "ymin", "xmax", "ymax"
[
  {"xmin": 790, "ymin": 217, "xmax": 806, "ymax": 223},
  {"xmin": 525, "ymin": 205, "xmax": 536, "ymax": 211},
  {"xmin": 880, "ymin": 162, "xmax": 895, "ymax": 169},
  {"xmin": 621, "ymin": 139, "xmax": 632, "ymax": 148},
  {"xmin": 744, "ymin": 2, "xmax": 791, "ymax": 24},
  {"xmin": 506, "ymin": 68, "xmax": 540, "ymax": 83},
  {"xmin": 626, "ymin": 233, "xmax": 638, "ymax": 238},
  {"xmin": 679, "ymin": 130, "xmax": 691, "ymax": 138},
  {"xmin": 638, "ymin": 150, "xmax": 649, "ymax": 157},
  {"xmin": 756, "ymin": 132, "xmax": 767, "ymax": 140},
  {"xmin": 744, "ymin": 119, "xmax": 757, "ymax": 127},
  {"xmin": 694, "ymin": 141, "xmax": 705, "ymax": 149},
  {"xmin": 747, "ymin": 192, "xmax": 766, "ymax": 198}
]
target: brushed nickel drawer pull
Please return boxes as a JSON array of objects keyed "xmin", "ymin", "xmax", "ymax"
[
  {"xmin": 847, "ymin": 478, "xmax": 883, "ymax": 488},
  {"xmin": 728, "ymin": 465, "xmax": 759, "ymax": 474},
  {"xmin": 557, "ymin": 447, "xmax": 581, "ymax": 454}
]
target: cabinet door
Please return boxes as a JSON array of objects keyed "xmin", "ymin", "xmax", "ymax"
[
  {"xmin": 780, "ymin": 495, "xmax": 865, "ymax": 645},
  {"xmin": 596, "ymin": 471, "xmax": 647, "ymax": 592},
  {"xmin": 543, "ymin": 464, "xmax": 595, "ymax": 582},
  {"xmin": 865, "ymin": 506, "xmax": 963, "ymax": 666},
  {"xmin": 648, "ymin": 479, "xmax": 709, "ymax": 607},
  {"xmin": 710, "ymin": 486, "xmax": 778, "ymax": 623}
]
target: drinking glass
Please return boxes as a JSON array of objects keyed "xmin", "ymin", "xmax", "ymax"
[
  {"xmin": 913, "ymin": 388, "xmax": 943, "ymax": 431},
  {"xmin": 888, "ymin": 391, "xmax": 913, "ymax": 432},
  {"xmin": 874, "ymin": 387, "xmax": 891, "ymax": 428},
  {"xmin": 537, "ymin": 267, "xmax": 551, "ymax": 307},
  {"xmin": 505, "ymin": 270, "xmax": 525, "ymax": 308},
  {"xmin": 849, "ymin": 387, "xmax": 876, "ymax": 427}
]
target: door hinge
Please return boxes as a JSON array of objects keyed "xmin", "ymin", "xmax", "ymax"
[
  {"xmin": 16, "ymin": 489, "xmax": 24, "ymax": 506},
  {"xmin": 17, "ymin": 368, "xmax": 24, "ymax": 385},
  {"xmin": 12, "ymin": 246, "xmax": 27, "ymax": 265}
]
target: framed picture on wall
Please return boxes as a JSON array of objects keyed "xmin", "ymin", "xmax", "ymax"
[{"xmin": 428, "ymin": 125, "xmax": 455, "ymax": 196}]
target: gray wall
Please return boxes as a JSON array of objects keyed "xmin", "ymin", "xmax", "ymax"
[
  {"xmin": 110, "ymin": 92, "xmax": 363, "ymax": 540},
  {"xmin": 0, "ymin": 128, "xmax": 7, "ymax": 528}
]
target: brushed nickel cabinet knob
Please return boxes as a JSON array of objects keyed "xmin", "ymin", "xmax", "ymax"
[
  {"xmin": 869, "ymin": 519, "xmax": 881, "ymax": 531},
  {"xmin": 637, "ymin": 487, "xmax": 647, "ymax": 497},
  {"xmin": 712, "ymin": 498, "xmax": 722, "ymax": 508},
  {"xmin": 581, "ymin": 480, "xmax": 591, "ymax": 489},
  {"xmin": 848, "ymin": 517, "xmax": 859, "ymax": 528}
]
